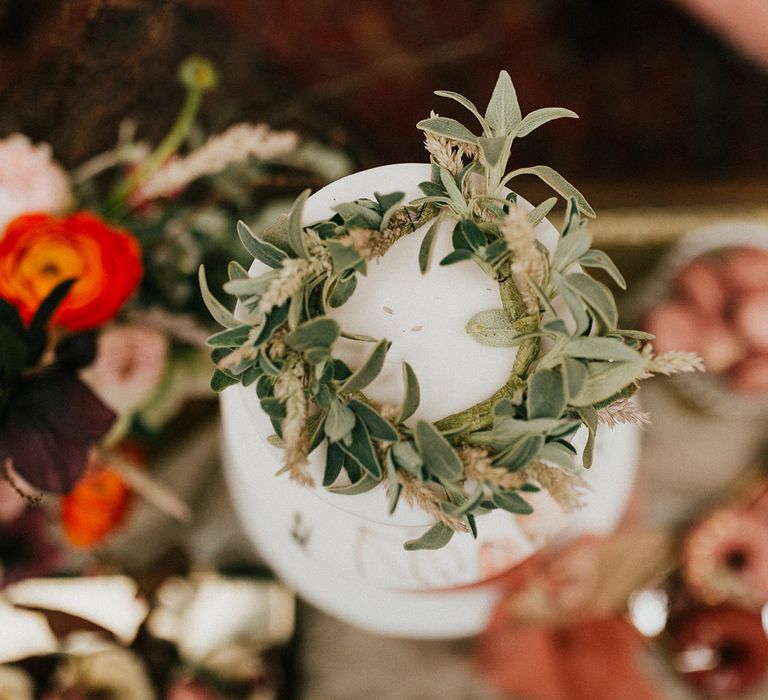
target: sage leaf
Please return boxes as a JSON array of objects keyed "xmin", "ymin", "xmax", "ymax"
[
  {"xmin": 576, "ymin": 406, "xmax": 598, "ymax": 468},
  {"xmin": 404, "ymin": 522, "xmax": 455, "ymax": 551},
  {"xmin": 414, "ymin": 421, "xmax": 463, "ymax": 482},
  {"xmin": 328, "ymin": 473, "xmax": 381, "ymax": 495},
  {"xmin": 465, "ymin": 308, "xmax": 518, "ymax": 347},
  {"xmin": 494, "ymin": 435, "xmax": 544, "ymax": 471},
  {"xmin": 285, "ymin": 316, "xmax": 341, "ymax": 352},
  {"xmin": 562, "ymin": 336, "xmax": 642, "ymax": 363},
  {"xmin": 384, "ymin": 450, "xmax": 402, "ymax": 515},
  {"xmin": 553, "ymin": 229, "xmax": 592, "ymax": 272},
  {"xmin": 252, "ymin": 303, "xmax": 289, "ymax": 346},
  {"xmin": 442, "ymin": 486, "xmax": 485, "ymax": 516},
  {"xmin": 391, "ymin": 441, "xmax": 424, "ymax": 473},
  {"xmin": 261, "ymin": 214, "xmax": 292, "ymax": 254},
  {"xmin": 477, "ymin": 135, "xmax": 510, "ymax": 169},
  {"xmin": 562, "ymin": 273, "xmax": 618, "ymax": 330},
  {"xmin": 434, "ymin": 89, "xmax": 488, "ymax": 130},
  {"xmin": 260, "ymin": 397, "xmax": 286, "ymax": 419},
  {"xmin": 506, "ymin": 165, "xmax": 595, "ymax": 218},
  {"xmin": 562, "ymin": 357, "xmax": 588, "ymax": 400},
  {"xmin": 327, "ymin": 240, "xmax": 363, "ymax": 274},
  {"xmin": 228, "ymin": 260, "xmax": 249, "ymax": 280},
  {"xmin": 492, "ymin": 490, "xmax": 534, "ymax": 515},
  {"xmin": 416, "ymin": 116, "xmax": 478, "ymax": 146},
  {"xmin": 579, "ymin": 249, "xmax": 627, "ymax": 289},
  {"xmin": 513, "ymin": 107, "xmax": 578, "ymax": 138},
  {"xmin": 206, "ymin": 324, "xmax": 252, "ymax": 347},
  {"xmin": 398, "ymin": 362, "xmax": 421, "ymax": 422},
  {"xmin": 236, "ymin": 220, "xmax": 287, "ymax": 269},
  {"xmin": 325, "ymin": 398, "xmax": 357, "ymax": 443},
  {"xmin": 349, "ymin": 399, "xmax": 399, "ymax": 441},
  {"xmin": 339, "ymin": 339, "xmax": 389, "ymax": 393},
  {"xmin": 570, "ymin": 358, "xmax": 648, "ymax": 407},
  {"xmin": 323, "ymin": 442, "xmax": 345, "ymax": 486},
  {"xmin": 457, "ymin": 219, "xmax": 486, "ymax": 250},
  {"xmin": 539, "ymin": 442, "xmax": 576, "ymax": 470},
  {"xmin": 554, "ymin": 275, "xmax": 590, "ymax": 335},
  {"xmin": 328, "ymin": 272, "xmax": 358, "ymax": 307},
  {"xmin": 211, "ymin": 369, "xmax": 238, "ymax": 392},
  {"xmin": 527, "ymin": 369, "xmax": 566, "ymax": 419},
  {"xmin": 418, "ymin": 216, "xmax": 442, "ymax": 274},
  {"xmin": 440, "ymin": 249, "xmax": 474, "ymax": 266},
  {"xmin": 287, "ymin": 189, "xmax": 311, "ymax": 259},
  {"xmin": 338, "ymin": 418, "xmax": 382, "ymax": 479},
  {"xmin": 527, "ymin": 197, "xmax": 557, "ymax": 227},
  {"xmin": 199, "ymin": 265, "xmax": 238, "ymax": 329},
  {"xmin": 484, "ymin": 70, "xmax": 521, "ymax": 135},
  {"xmin": 439, "ymin": 167, "xmax": 466, "ymax": 210}
]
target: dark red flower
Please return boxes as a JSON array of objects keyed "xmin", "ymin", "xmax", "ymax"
[{"xmin": 0, "ymin": 369, "xmax": 115, "ymax": 493}]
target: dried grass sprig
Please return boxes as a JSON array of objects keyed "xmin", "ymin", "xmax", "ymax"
[
  {"xmin": 597, "ymin": 398, "xmax": 652, "ymax": 429},
  {"xmin": 396, "ymin": 470, "xmax": 468, "ymax": 533},
  {"xmin": 273, "ymin": 355, "xmax": 312, "ymax": 486}
]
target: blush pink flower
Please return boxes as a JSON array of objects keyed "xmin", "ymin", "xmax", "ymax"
[
  {"xmin": 80, "ymin": 324, "xmax": 168, "ymax": 416},
  {"xmin": 682, "ymin": 507, "xmax": 768, "ymax": 609},
  {"xmin": 0, "ymin": 134, "xmax": 72, "ymax": 234}
]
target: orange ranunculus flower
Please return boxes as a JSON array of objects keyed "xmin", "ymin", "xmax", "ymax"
[
  {"xmin": 0, "ymin": 211, "xmax": 142, "ymax": 330},
  {"xmin": 61, "ymin": 456, "xmax": 133, "ymax": 548}
]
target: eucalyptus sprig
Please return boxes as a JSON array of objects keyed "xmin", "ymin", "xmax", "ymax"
[{"xmin": 202, "ymin": 72, "xmax": 703, "ymax": 550}]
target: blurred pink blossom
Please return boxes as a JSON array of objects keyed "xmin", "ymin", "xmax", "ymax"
[
  {"xmin": 81, "ymin": 324, "xmax": 169, "ymax": 416},
  {"xmin": 0, "ymin": 134, "xmax": 72, "ymax": 235}
]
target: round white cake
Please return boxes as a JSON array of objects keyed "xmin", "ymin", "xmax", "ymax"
[{"xmin": 222, "ymin": 163, "xmax": 639, "ymax": 638}]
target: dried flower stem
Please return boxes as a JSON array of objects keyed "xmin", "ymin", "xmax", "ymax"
[
  {"xmin": 396, "ymin": 471, "xmax": 468, "ymax": 533},
  {"xmin": 598, "ymin": 398, "xmax": 651, "ymax": 429},
  {"xmin": 273, "ymin": 355, "xmax": 312, "ymax": 486}
]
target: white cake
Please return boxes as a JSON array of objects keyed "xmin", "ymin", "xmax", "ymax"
[{"xmin": 222, "ymin": 164, "xmax": 639, "ymax": 638}]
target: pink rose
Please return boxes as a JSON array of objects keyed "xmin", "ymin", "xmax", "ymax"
[
  {"xmin": 0, "ymin": 134, "xmax": 72, "ymax": 235},
  {"xmin": 81, "ymin": 324, "xmax": 168, "ymax": 416}
]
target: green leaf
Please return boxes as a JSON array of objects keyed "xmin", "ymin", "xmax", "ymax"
[
  {"xmin": 338, "ymin": 418, "xmax": 382, "ymax": 479},
  {"xmin": 418, "ymin": 216, "xmax": 441, "ymax": 274},
  {"xmin": 404, "ymin": 522, "xmax": 455, "ymax": 551},
  {"xmin": 570, "ymin": 358, "xmax": 648, "ymax": 407},
  {"xmin": 439, "ymin": 167, "xmax": 466, "ymax": 210},
  {"xmin": 328, "ymin": 272, "xmax": 358, "ymax": 307},
  {"xmin": 553, "ymin": 229, "xmax": 593, "ymax": 272},
  {"xmin": 252, "ymin": 303, "xmax": 289, "ymax": 346},
  {"xmin": 513, "ymin": 107, "xmax": 578, "ymax": 138},
  {"xmin": 434, "ymin": 89, "xmax": 489, "ymax": 130},
  {"xmin": 440, "ymin": 249, "xmax": 474, "ymax": 266},
  {"xmin": 494, "ymin": 435, "xmax": 544, "ymax": 471},
  {"xmin": 505, "ymin": 166, "xmax": 595, "ymax": 218},
  {"xmin": 477, "ymin": 136, "xmax": 510, "ymax": 169},
  {"xmin": 287, "ymin": 189, "xmax": 311, "ymax": 259},
  {"xmin": 554, "ymin": 275, "xmax": 590, "ymax": 335},
  {"xmin": 465, "ymin": 308, "xmax": 519, "ymax": 347},
  {"xmin": 236, "ymin": 220, "xmax": 287, "ymax": 269},
  {"xmin": 211, "ymin": 369, "xmax": 239, "ymax": 392},
  {"xmin": 260, "ymin": 397, "xmax": 286, "ymax": 419},
  {"xmin": 539, "ymin": 442, "xmax": 576, "ymax": 470},
  {"xmin": 222, "ymin": 271, "xmax": 277, "ymax": 298},
  {"xmin": 414, "ymin": 421, "xmax": 463, "ymax": 482},
  {"xmin": 492, "ymin": 490, "xmax": 533, "ymax": 515},
  {"xmin": 339, "ymin": 339, "xmax": 389, "ymax": 393},
  {"xmin": 562, "ymin": 273, "xmax": 618, "ymax": 330},
  {"xmin": 562, "ymin": 337, "xmax": 642, "ymax": 363},
  {"xmin": 348, "ymin": 399, "xmax": 399, "ymax": 441},
  {"xmin": 576, "ymin": 406, "xmax": 598, "ymax": 468},
  {"xmin": 305, "ymin": 347, "xmax": 330, "ymax": 365},
  {"xmin": 328, "ymin": 473, "xmax": 381, "ymax": 495},
  {"xmin": 398, "ymin": 362, "xmax": 421, "ymax": 422},
  {"xmin": 579, "ymin": 249, "xmax": 627, "ymax": 290},
  {"xmin": 327, "ymin": 239, "xmax": 363, "ymax": 274},
  {"xmin": 419, "ymin": 180, "xmax": 446, "ymax": 197},
  {"xmin": 443, "ymin": 486, "xmax": 485, "ymax": 516},
  {"xmin": 260, "ymin": 214, "xmax": 292, "ymax": 254},
  {"xmin": 26, "ymin": 278, "xmax": 76, "ymax": 365},
  {"xmin": 457, "ymin": 219, "xmax": 486, "ymax": 250},
  {"xmin": 391, "ymin": 441, "xmax": 424, "ymax": 473},
  {"xmin": 333, "ymin": 202, "xmax": 382, "ymax": 229},
  {"xmin": 228, "ymin": 261, "xmax": 249, "ymax": 281},
  {"xmin": 562, "ymin": 357, "xmax": 588, "ymax": 401},
  {"xmin": 527, "ymin": 197, "xmax": 557, "ymax": 227},
  {"xmin": 285, "ymin": 317, "xmax": 340, "ymax": 352},
  {"xmin": 323, "ymin": 442, "xmax": 345, "ymax": 486},
  {"xmin": 527, "ymin": 369, "xmax": 566, "ymax": 419},
  {"xmin": 384, "ymin": 450, "xmax": 402, "ymax": 515},
  {"xmin": 325, "ymin": 398, "xmax": 357, "ymax": 443},
  {"xmin": 484, "ymin": 70, "xmax": 521, "ymax": 135},
  {"xmin": 206, "ymin": 324, "xmax": 252, "ymax": 347},
  {"xmin": 416, "ymin": 116, "xmax": 478, "ymax": 146}
]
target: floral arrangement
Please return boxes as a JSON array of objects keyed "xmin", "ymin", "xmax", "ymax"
[
  {"xmin": 0, "ymin": 56, "xmax": 349, "ymax": 554},
  {"xmin": 205, "ymin": 71, "xmax": 703, "ymax": 550}
]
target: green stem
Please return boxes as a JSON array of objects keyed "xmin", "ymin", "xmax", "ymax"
[
  {"xmin": 104, "ymin": 87, "xmax": 203, "ymax": 215},
  {"xmin": 435, "ymin": 270, "xmax": 540, "ymax": 435}
]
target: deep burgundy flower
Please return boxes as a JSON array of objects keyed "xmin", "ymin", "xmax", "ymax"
[
  {"xmin": 0, "ymin": 369, "xmax": 115, "ymax": 493},
  {"xmin": 0, "ymin": 506, "xmax": 62, "ymax": 586}
]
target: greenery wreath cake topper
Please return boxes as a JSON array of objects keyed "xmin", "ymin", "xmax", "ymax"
[{"xmin": 202, "ymin": 71, "xmax": 703, "ymax": 551}]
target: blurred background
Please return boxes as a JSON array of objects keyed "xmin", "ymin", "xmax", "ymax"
[{"xmin": 2, "ymin": 1, "xmax": 768, "ymax": 698}]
